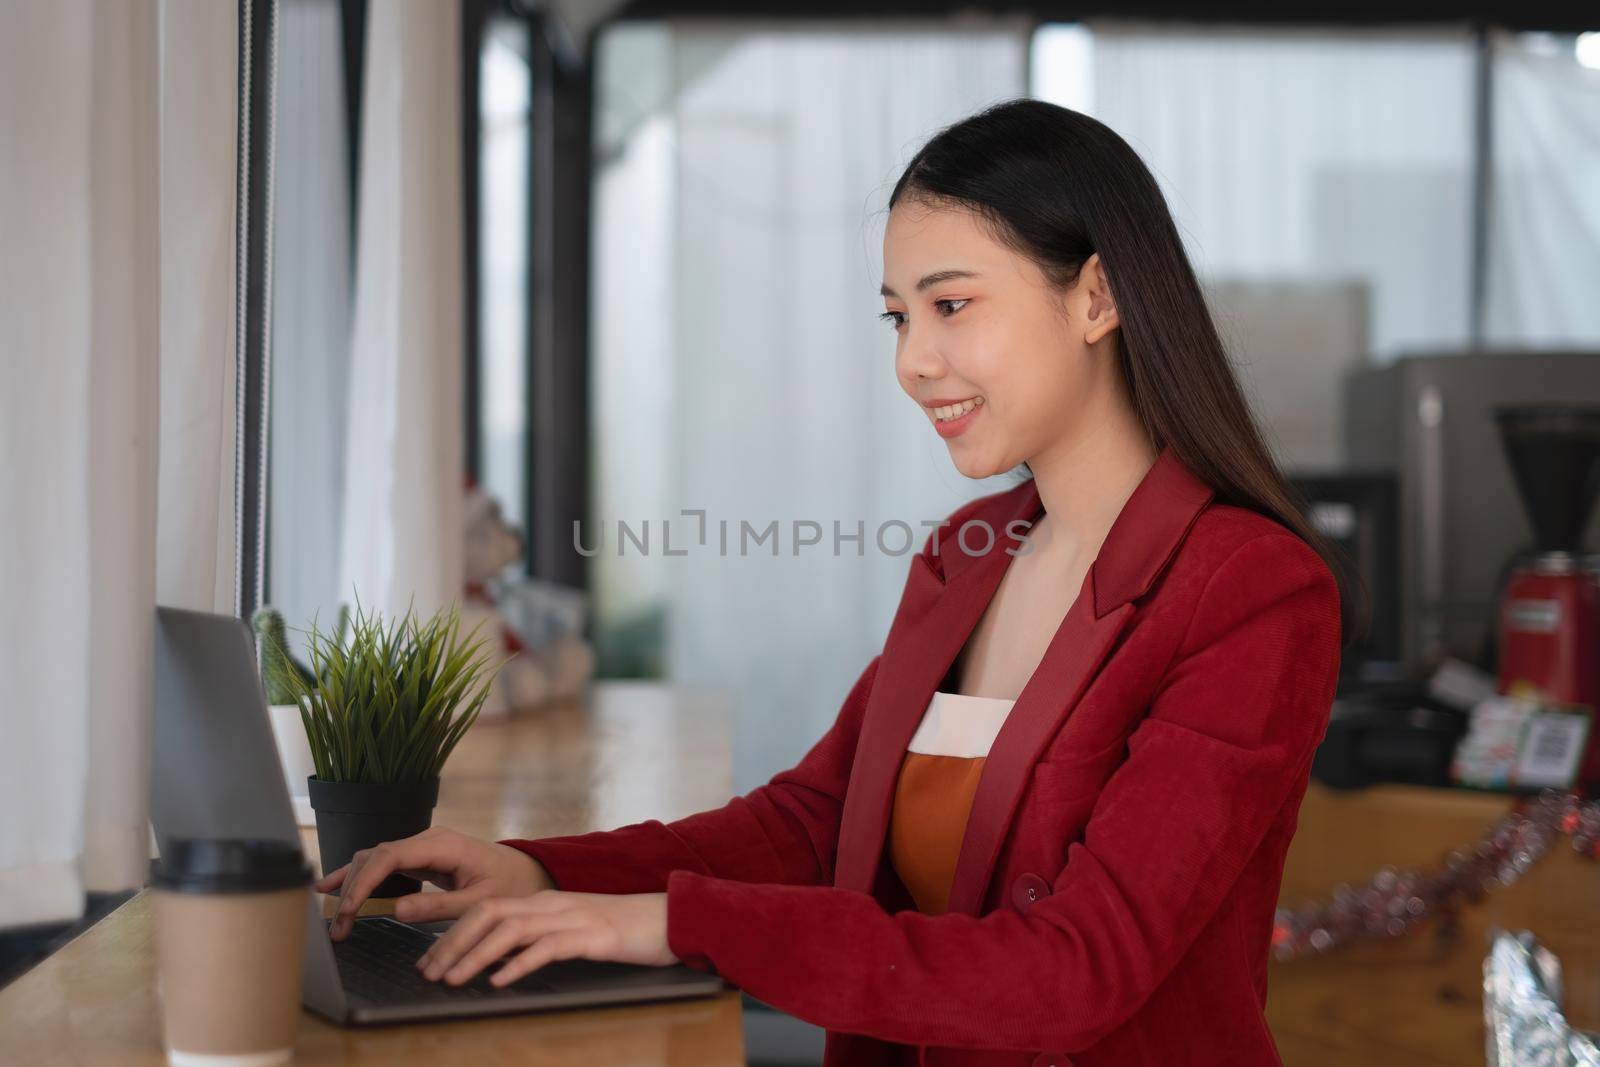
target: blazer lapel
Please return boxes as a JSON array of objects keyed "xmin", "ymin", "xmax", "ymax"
[
  {"xmin": 833, "ymin": 445, "xmax": 1216, "ymax": 910},
  {"xmin": 833, "ymin": 477, "xmax": 1043, "ymax": 895},
  {"xmin": 942, "ymin": 579, "xmax": 1134, "ymax": 914}
]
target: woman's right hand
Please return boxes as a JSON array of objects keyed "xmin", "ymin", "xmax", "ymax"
[{"xmin": 314, "ymin": 825, "xmax": 555, "ymax": 940}]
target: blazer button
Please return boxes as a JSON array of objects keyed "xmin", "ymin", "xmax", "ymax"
[
  {"xmin": 1011, "ymin": 873, "xmax": 1052, "ymax": 914},
  {"xmin": 1031, "ymin": 1052, "xmax": 1073, "ymax": 1067}
]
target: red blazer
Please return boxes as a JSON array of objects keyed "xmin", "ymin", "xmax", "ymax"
[{"xmin": 502, "ymin": 445, "xmax": 1343, "ymax": 1067}]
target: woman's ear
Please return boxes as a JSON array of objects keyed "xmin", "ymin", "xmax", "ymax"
[{"xmin": 1082, "ymin": 253, "xmax": 1119, "ymax": 346}]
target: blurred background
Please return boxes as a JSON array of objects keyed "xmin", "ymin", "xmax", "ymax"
[
  {"xmin": 5, "ymin": 1, "xmax": 1600, "ymax": 1062},
  {"xmin": 266, "ymin": 3, "xmax": 1600, "ymax": 795}
]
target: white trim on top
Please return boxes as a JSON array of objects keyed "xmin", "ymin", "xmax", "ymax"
[{"xmin": 906, "ymin": 691, "xmax": 1018, "ymax": 759}]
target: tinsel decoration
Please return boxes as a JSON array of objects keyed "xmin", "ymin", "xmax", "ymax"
[
  {"xmin": 1483, "ymin": 928, "xmax": 1600, "ymax": 1066},
  {"xmin": 1273, "ymin": 788, "xmax": 1600, "ymax": 962}
]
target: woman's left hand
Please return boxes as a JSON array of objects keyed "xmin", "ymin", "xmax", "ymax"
[{"xmin": 416, "ymin": 890, "xmax": 675, "ymax": 987}]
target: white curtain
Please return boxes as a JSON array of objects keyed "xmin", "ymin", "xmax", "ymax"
[
  {"xmin": 338, "ymin": 0, "xmax": 465, "ymax": 623},
  {"xmin": 1030, "ymin": 23, "xmax": 1483, "ymax": 470},
  {"xmin": 158, "ymin": 0, "xmax": 240, "ymax": 616},
  {"xmin": 269, "ymin": 0, "xmax": 354, "ymax": 653},
  {"xmin": 591, "ymin": 21, "xmax": 1030, "ymax": 792},
  {"xmin": 0, "ymin": 0, "xmax": 238, "ymax": 927},
  {"xmin": 1069, "ymin": 22, "xmax": 1478, "ymax": 363},
  {"xmin": 1484, "ymin": 28, "xmax": 1600, "ymax": 348}
]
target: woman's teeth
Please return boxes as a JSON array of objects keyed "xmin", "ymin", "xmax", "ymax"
[{"xmin": 934, "ymin": 397, "xmax": 984, "ymax": 422}]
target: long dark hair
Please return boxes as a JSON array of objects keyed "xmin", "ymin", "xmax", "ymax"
[{"xmin": 890, "ymin": 97, "xmax": 1370, "ymax": 649}]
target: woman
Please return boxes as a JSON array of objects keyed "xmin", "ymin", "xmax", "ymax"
[{"xmin": 317, "ymin": 98, "xmax": 1365, "ymax": 1066}]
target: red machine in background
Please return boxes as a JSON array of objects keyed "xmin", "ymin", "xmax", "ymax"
[{"xmin": 1494, "ymin": 405, "xmax": 1600, "ymax": 790}]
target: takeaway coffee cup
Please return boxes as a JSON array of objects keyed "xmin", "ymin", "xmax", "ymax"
[{"xmin": 150, "ymin": 838, "xmax": 313, "ymax": 1066}]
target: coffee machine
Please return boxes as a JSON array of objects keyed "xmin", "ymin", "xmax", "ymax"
[{"xmin": 1494, "ymin": 405, "xmax": 1600, "ymax": 789}]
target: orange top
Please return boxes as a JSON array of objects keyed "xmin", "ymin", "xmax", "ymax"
[{"xmin": 887, "ymin": 691, "xmax": 1018, "ymax": 915}]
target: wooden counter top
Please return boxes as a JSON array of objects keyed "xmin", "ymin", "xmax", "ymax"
[
  {"xmin": 6, "ymin": 681, "xmax": 1595, "ymax": 1066},
  {"xmin": 1267, "ymin": 781, "xmax": 1600, "ymax": 1065},
  {"xmin": 0, "ymin": 682, "xmax": 747, "ymax": 1066}
]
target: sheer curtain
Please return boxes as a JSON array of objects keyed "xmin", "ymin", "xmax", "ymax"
[
  {"xmin": 157, "ymin": 0, "xmax": 238, "ymax": 618},
  {"xmin": 1073, "ymin": 22, "xmax": 1479, "ymax": 363},
  {"xmin": 0, "ymin": 0, "xmax": 238, "ymax": 926},
  {"xmin": 268, "ymin": 0, "xmax": 353, "ymax": 652},
  {"xmin": 592, "ymin": 20, "xmax": 1030, "ymax": 792},
  {"xmin": 1028, "ymin": 23, "xmax": 1481, "ymax": 469},
  {"xmin": 337, "ymin": 0, "xmax": 465, "ymax": 622},
  {"xmin": 1484, "ymin": 27, "xmax": 1600, "ymax": 348}
]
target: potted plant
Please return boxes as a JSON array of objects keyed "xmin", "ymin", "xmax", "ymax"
[
  {"xmin": 252, "ymin": 606, "xmax": 325, "ymax": 822},
  {"xmin": 279, "ymin": 602, "xmax": 500, "ymax": 898}
]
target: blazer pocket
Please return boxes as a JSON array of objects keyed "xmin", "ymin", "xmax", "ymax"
[
  {"xmin": 1011, "ymin": 741, "xmax": 1129, "ymax": 873},
  {"xmin": 1011, "ymin": 755, "xmax": 1113, "ymax": 883},
  {"xmin": 1030, "ymin": 736, "xmax": 1129, "ymax": 801}
]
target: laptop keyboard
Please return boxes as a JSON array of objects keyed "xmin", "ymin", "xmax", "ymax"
[{"xmin": 331, "ymin": 917, "xmax": 558, "ymax": 1003}]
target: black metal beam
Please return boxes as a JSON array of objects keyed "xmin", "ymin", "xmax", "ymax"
[
  {"xmin": 524, "ymin": 4, "xmax": 543, "ymax": 579},
  {"xmin": 339, "ymin": 0, "xmax": 367, "ymax": 247},
  {"xmin": 237, "ymin": 0, "xmax": 278, "ymax": 621},
  {"xmin": 1469, "ymin": 19, "xmax": 1494, "ymax": 349},
  {"xmin": 609, "ymin": 0, "xmax": 1595, "ymax": 33},
  {"xmin": 523, "ymin": 9, "xmax": 594, "ymax": 591},
  {"xmin": 463, "ymin": 0, "xmax": 488, "ymax": 483}
]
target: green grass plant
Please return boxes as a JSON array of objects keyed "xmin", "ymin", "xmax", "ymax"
[{"xmin": 278, "ymin": 601, "xmax": 501, "ymax": 785}]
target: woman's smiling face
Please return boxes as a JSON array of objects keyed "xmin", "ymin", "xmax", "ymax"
[{"xmin": 880, "ymin": 197, "xmax": 1120, "ymax": 480}]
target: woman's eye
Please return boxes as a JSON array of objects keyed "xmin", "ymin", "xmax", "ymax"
[{"xmin": 877, "ymin": 299, "xmax": 968, "ymax": 330}]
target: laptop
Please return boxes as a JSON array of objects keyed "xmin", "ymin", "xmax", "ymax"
[{"xmin": 150, "ymin": 606, "xmax": 728, "ymax": 1024}]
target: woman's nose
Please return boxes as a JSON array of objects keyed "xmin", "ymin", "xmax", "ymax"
[{"xmin": 896, "ymin": 327, "xmax": 947, "ymax": 382}]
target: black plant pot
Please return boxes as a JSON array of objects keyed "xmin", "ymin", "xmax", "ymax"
[{"xmin": 307, "ymin": 776, "xmax": 441, "ymax": 899}]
